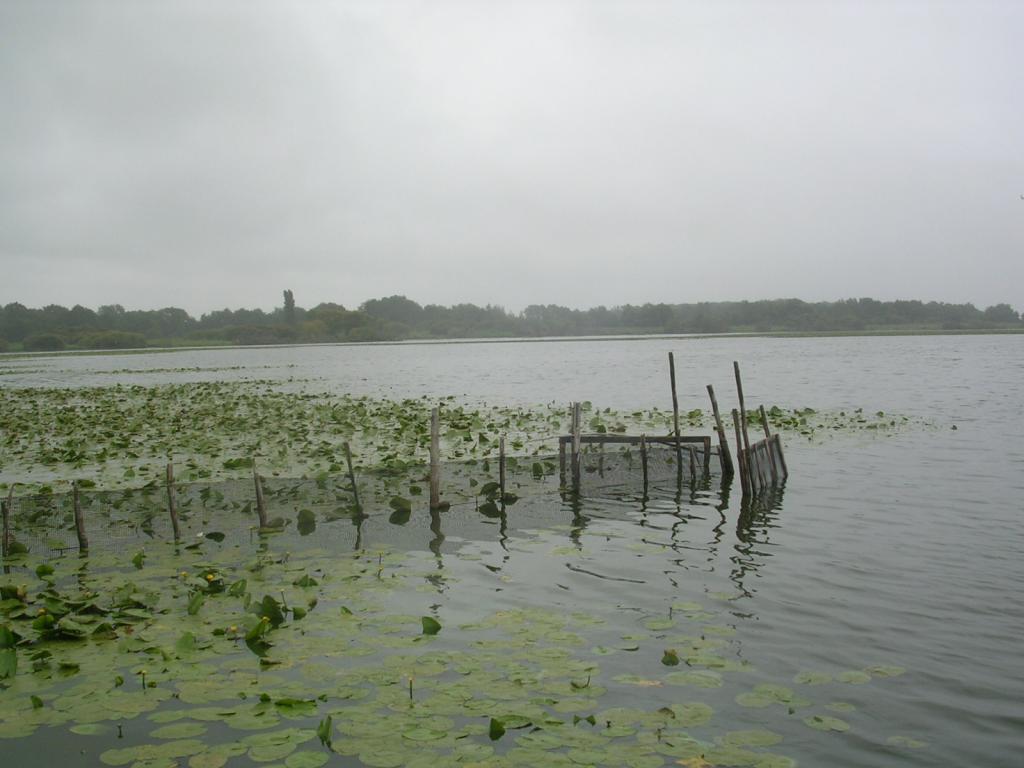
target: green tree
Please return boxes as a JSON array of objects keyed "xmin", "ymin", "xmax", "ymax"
[{"xmin": 283, "ymin": 290, "xmax": 296, "ymax": 325}]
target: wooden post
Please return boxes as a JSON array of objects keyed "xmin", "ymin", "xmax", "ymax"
[
  {"xmin": 253, "ymin": 464, "xmax": 268, "ymax": 528},
  {"xmin": 1, "ymin": 485, "xmax": 12, "ymax": 559},
  {"xmin": 429, "ymin": 406, "xmax": 441, "ymax": 510},
  {"xmin": 668, "ymin": 352, "xmax": 681, "ymax": 440},
  {"xmin": 1, "ymin": 501, "xmax": 9, "ymax": 560},
  {"xmin": 559, "ymin": 439, "xmax": 566, "ymax": 482},
  {"xmin": 166, "ymin": 463, "xmax": 181, "ymax": 542},
  {"xmin": 499, "ymin": 436, "xmax": 506, "ymax": 503},
  {"xmin": 687, "ymin": 445, "xmax": 698, "ymax": 484},
  {"xmin": 639, "ymin": 433, "xmax": 648, "ymax": 493},
  {"xmin": 706, "ymin": 384, "xmax": 734, "ymax": 476},
  {"xmin": 733, "ymin": 361, "xmax": 752, "ymax": 456},
  {"xmin": 758, "ymin": 405, "xmax": 779, "ymax": 484},
  {"xmin": 731, "ymin": 409, "xmax": 750, "ymax": 497},
  {"xmin": 73, "ymin": 481, "xmax": 89, "ymax": 553},
  {"xmin": 571, "ymin": 402, "xmax": 582, "ymax": 492},
  {"xmin": 343, "ymin": 442, "xmax": 361, "ymax": 512},
  {"xmin": 669, "ymin": 352, "xmax": 684, "ymax": 472}
]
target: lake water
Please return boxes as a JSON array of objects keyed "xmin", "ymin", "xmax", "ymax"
[{"xmin": 2, "ymin": 334, "xmax": 1023, "ymax": 767}]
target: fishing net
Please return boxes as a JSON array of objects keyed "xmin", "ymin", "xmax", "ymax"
[{"xmin": 1, "ymin": 436, "xmax": 731, "ymax": 558}]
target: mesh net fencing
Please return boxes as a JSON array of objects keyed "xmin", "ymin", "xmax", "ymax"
[{"xmin": 2, "ymin": 438, "xmax": 730, "ymax": 558}]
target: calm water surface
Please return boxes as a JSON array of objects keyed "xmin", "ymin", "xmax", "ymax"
[{"xmin": 3, "ymin": 334, "xmax": 1023, "ymax": 766}]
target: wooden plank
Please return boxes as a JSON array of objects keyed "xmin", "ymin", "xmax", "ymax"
[
  {"xmin": 166, "ymin": 463, "xmax": 181, "ymax": 542},
  {"xmin": 557, "ymin": 434, "xmax": 709, "ymax": 446}
]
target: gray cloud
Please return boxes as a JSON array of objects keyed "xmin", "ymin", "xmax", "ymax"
[{"xmin": 2, "ymin": 0, "xmax": 1022, "ymax": 316}]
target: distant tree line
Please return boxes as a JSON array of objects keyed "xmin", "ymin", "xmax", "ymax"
[{"xmin": 0, "ymin": 293, "xmax": 1020, "ymax": 352}]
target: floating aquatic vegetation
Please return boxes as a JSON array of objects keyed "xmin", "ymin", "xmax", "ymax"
[
  {"xmin": 3, "ymin": 534, "xmax": 923, "ymax": 766},
  {"xmin": 1, "ymin": 381, "xmax": 927, "ymax": 495}
]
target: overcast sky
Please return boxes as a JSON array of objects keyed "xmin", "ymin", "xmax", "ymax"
[{"xmin": 1, "ymin": 0, "xmax": 1021, "ymax": 317}]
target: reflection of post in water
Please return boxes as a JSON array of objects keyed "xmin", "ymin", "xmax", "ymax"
[
  {"xmin": 498, "ymin": 490, "xmax": 509, "ymax": 553},
  {"xmin": 352, "ymin": 508, "xmax": 366, "ymax": 552},
  {"xmin": 428, "ymin": 507, "xmax": 445, "ymax": 560},
  {"xmin": 730, "ymin": 484, "xmax": 787, "ymax": 597},
  {"xmin": 708, "ymin": 470, "xmax": 735, "ymax": 548},
  {"xmin": 476, "ymin": 492, "xmax": 510, "ymax": 552},
  {"xmin": 637, "ymin": 435, "xmax": 651, "ymax": 522},
  {"xmin": 424, "ymin": 508, "xmax": 450, "ymax": 593},
  {"xmin": 566, "ymin": 491, "xmax": 588, "ymax": 550},
  {"xmin": 736, "ymin": 484, "xmax": 786, "ymax": 538}
]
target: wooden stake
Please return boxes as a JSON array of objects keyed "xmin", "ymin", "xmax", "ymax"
[
  {"xmin": 166, "ymin": 463, "xmax": 181, "ymax": 542},
  {"xmin": 499, "ymin": 436, "xmax": 506, "ymax": 503},
  {"xmin": 343, "ymin": 442, "xmax": 361, "ymax": 513},
  {"xmin": 429, "ymin": 406, "xmax": 441, "ymax": 510},
  {"xmin": 668, "ymin": 352, "xmax": 681, "ymax": 440},
  {"xmin": 1, "ymin": 485, "xmax": 12, "ymax": 559},
  {"xmin": 669, "ymin": 352, "xmax": 685, "ymax": 472},
  {"xmin": 731, "ymin": 409, "xmax": 750, "ymax": 497},
  {"xmin": 687, "ymin": 445, "xmax": 698, "ymax": 484},
  {"xmin": 733, "ymin": 361, "xmax": 752, "ymax": 457},
  {"xmin": 706, "ymin": 384, "xmax": 735, "ymax": 476},
  {"xmin": 253, "ymin": 464, "xmax": 268, "ymax": 528},
  {"xmin": 73, "ymin": 481, "xmax": 89, "ymax": 553},
  {"xmin": 1, "ymin": 502, "xmax": 9, "ymax": 560},
  {"xmin": 571, "ymin": 402, "xmax": 582, "ymax": 492},
  {"xmin": 758, "ymin": 405, "xmax": 779, "ymax": 484},
  {"xmin": 639, "ymin": 433, "xmax": 648, "ymax": 493}
]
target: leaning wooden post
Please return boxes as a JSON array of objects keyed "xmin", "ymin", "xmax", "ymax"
[
  {"xmin": 253, "ymin": 464, "xmax": 268, "ymax": 528},
  {"xmin": 758, "ymin": 405, "xmax": 779, "ymax": 484},
  {"xmin": 731, "ymin": 409, "xmax": 750, "ymax": 497},
  {"xmin": 733, "ymin": 361, "xmax": 752, "ymax": 456},
  {"xmin": 571, "ymin": 402, "xmax": 582, "ymax": 493},
  {"xmin": 706, "ymin": 385, "xmax": 735, "ymax": 476},
  {"xmin": 639, "ymin": 433, "xmax": 649, "ymax": 494},
  {"xmin": 166, "ymin": 463, "xmax": 181, "ymax": 542},
  {"xmin": 669, "ymin": 352, "xmax": 684, "ymax": 470},
  {"xmin": 499, "ymin": 436, "xmax": 506, "ymax": 503},
  {"xmin": 73, "ymin": 481, "xmax": 89, "ymax": 553},
  {"xmin": 668, "ymin": 352, "xmax": 681, "ymax": 440},
  {"xmin": 343, "ymin": 442, "xmax": 361, "ymax": 513},
  {"xmin": 429, "ymin": 406, "xmax": 442, "ymax": 510}
]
